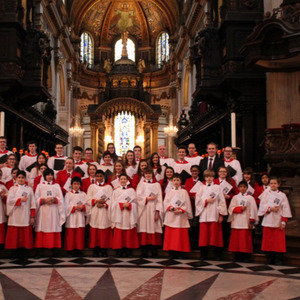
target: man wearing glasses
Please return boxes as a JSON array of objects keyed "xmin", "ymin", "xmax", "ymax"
[{"xmin": 223, "ymin": 146, "xmax": 242, "ymax": 185}]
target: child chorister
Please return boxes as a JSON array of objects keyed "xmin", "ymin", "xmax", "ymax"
[
  {"xmin": 87, "ymin": 169, "xmax": 113, "ymax": 257},
  {"xmin": 195, "ymin": 169, "xmax": 227, "ymax": 260},
  {"xmin": 5, "ymin": 171, "xmax": 36, "ymax": 254},
  {"xmin": 136, "ymin": 167, "xmax": 163, "ymax": 258},
  {"xmin": 34, "ymin": 169, "xmax": 65, "ymax": 250},
  {"xmin": 64, "ymin": 177, "xmax": 89, "ymax": 256},
  {"xmin": 111, "ymin": 174, "xmax": 139, "ymax": 256},
  {"xmin": 163, "ymin": 174, "xmax": 193, "ymax": 257},
  {"xmin": 258, "ymin": 177, "xmax": 292, "ymax": 265},
  {"xmin": 228, "ymin": 181, "xmax": 258, "ymax": 261}
]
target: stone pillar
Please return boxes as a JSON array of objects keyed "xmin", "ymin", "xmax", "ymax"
[
  {"xmin": 90, "ymin": 121, "xmax": 98, "ymax": 161},
  {"xmin": 144, "ymin": 122, "xmax": 151, "ymax": 158},
  {"xmin": 97, "ymin": 122, "xmax": 105, "ymax": 161},
  {"xmin": 151, "ymin": 123, "xmax": 158, "ymax": 154}
]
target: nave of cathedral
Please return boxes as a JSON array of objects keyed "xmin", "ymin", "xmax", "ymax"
[{"xmin": 0, "ymin": 0, "xmax": 299, "ymax": 298}]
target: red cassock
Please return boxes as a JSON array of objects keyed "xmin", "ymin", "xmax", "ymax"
[
  {"xmin": 56, "ymin": 170, "xmax": 82, "ymax": 194},
  {"xmin": 81, "ymin": 177, "xmax": 94, "ymax": 194}
]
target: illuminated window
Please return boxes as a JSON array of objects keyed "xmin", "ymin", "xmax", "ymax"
[
  {"xmin": 114, "ymin": 111, "xmax": 135, "ymax": 156},
  {"xmin": 80, "ymin": 32, "xmax": 93, "ymax": 65},
  {"xmin": 114, "ymin": 38, "xmax": 135, "ymax": 62},
  {"xmin": 157, "ymin": 32, "xmax": 169, "ymax": 67}
]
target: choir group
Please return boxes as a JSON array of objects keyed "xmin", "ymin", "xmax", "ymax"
[{"xmin": 0, "ymin": 137, "xmax": 292, "ymax": 265}]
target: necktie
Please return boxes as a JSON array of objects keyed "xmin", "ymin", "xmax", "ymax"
[
  {"xmin": 123, "ymin": 187, "xmax": 126, "ymax": 190},
  {"xmin": 75, "ymin": 191, "xmax": 79, "ymax": 194},
  {"xmin": 208, "ymin": 183, "xmax": 211, "ymax": 187},
  {"xmin": 48, "ymin": 182, "xmax": 51, "ymax": 185},
  {"xmin": 148, "ymin": 180, "xmax": 151, "ymax": 183},
  {"xmin": 92, "ymin": 179, "xmax": 95, "ymax": 184},
  {"xmin": 208, "ymin": 158, "xmax": 213, "ymax": 170},
  {"xmin": 68, "ymin": 173, "xmax": 71, "ymax": 177}
]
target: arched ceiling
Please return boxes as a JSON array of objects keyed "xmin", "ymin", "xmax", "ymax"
[{"xmin": 70, "ymin": 0, "xmax": 179, "ymax": 47}]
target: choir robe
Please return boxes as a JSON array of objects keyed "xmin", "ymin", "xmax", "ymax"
[
  {"xmin": 136, "ymin": 181, "xmax": 163, "ymax": 245},
  {"xmin": 81, "ymin": 177, "xmax": 96, "ymax": 194},
  {"xmin": 171, "ymin": 160, "xmax": 192, "ymax": 185},
  {"xmin": 87, "ymin": 183, "xmax": 113, "ymax": 248},
  {"xmin": 0, "ymin": 149, "xmax": 12, "ymax": 158},
  {"xmin": 5, "ymin": 184, "xmax": 36, "ymax": 249},
  {"xmin": 34, "ymin": 182, "xmax": 65, "ymax": 248},
  {"xmin": 33, "ymin": 175, "xmax": 45, "ymax": 192},
  {"xmin": 163, "ymin": 187, "xmax": 193, "ymax": 252},
  {"xmin": 6, "ymin": 179, "xmax": 17, "ymax": 190},
  {"xmin": 258, "ymin": 189, "xmax": 292, "ymax": 252},
  {"xmin": 111, "ymin": 187, "xmax": 139, "ymax": 249},
  {"xmin": 195, "ymin": 183, "xmax": 228, "ymax": 247},
  {"xmin": 99, "ymin": 164, "xmax": 114, "ymax": 182},
  {"xmin": 153, "ymin": 166, "xmax": 165, "ymax": 182},
  {"xmin": 1, "ymin": 166, "xmax": 13, "ymax": 183},
  {"xmin": 224, "ymin": 158, "xmax": 243, "ymax": 186},
  {"xmin": 56, "ymin": 169, "xmax": 82, "ymax": 195},
  {"xmin": 28, "ymin": 168, "xmax": 42, "ymax": 187},
  {"xmin": 19, "ymin": 153, "xmax": 37, "ymax": 172},
  {"xmin": 125, "ymin": 165, "xmax": 138, "ymax": 179},
  {"xmin": 228, "ymin": 193, "xmax": 258, "ymax": 253},
  {"xmin": 185, "ymin": 154, "xmax": 202, "ymax": 166},
  {"xmin": 159, "ymin": 157, "xmax": 175, "ymax": 167},
  {"xmin": 64, "ymin": 190, "xmax": 89, "ymax": 251},
  {"xmin": 0, "ymin": 184, "xmax": 7, "ymax": 244}
]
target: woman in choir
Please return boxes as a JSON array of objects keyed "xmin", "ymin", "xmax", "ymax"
[
  {"xmin": 2, "ymin": 154, "xmax": 17, "ymax": 183},
  {"xmin": 34, "ymin": 168, "xmax": 65, "ymax": 255},
  {"xmin": 81, "ymin": 164, "xmax": 97, "ymax": 193},
  {"xmin": 131, "ymin": 159, "xmax": 149, "ymax": 190},
  {"xmin": 5, "ymin": 170, "xmax": 35, "ymax": 258},
  {"xmin": 242, "ymin": 167, "xmax": 261, "ymax": 205},
  {"xmin": 33, "ymin": 163, "xmax": 48, "ymax": 192},
  {"xmin": 124, "ymin": 150, "xmax": 138, "ymax": 179},
  {"xmin": 163, "ymin": 174, "xmax": 192, "ymax": 258},
  {"xmin": 100, "ymin": 143, "xmax": 119, "ymax": 164},
  {"xmin": 107, "ymin": 160, "xmax": 126, "ymax": 189},
  {"xmin": 111, "ymin": 173, "xmax": 139, "ymax": 257},
  {"xmin": 136, "ymin": 167, "xmax": 163, "ymax": 258},
  {"xmin": 149, "ymin": 152, "xmax": 165, "ymax": 182},
  {"xmin": 228, "ymin": 181, "xmax": 258, "ymax": 262},
  {"xmin": 159, "ymin": 166, "xmax": 174, "ymax": 199},
  {"xmin": 28, "ymin": 153, "xmax": 48, "ymax": 187},
  {"xmin": 258, "ymin": 177, "xmax": 292, "ymax": 265},
  {"xmin": 99, "ymin": 151, "xmax": 114, "ymax": 182}
]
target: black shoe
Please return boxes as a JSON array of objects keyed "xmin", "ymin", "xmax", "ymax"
[
  {"xmin": 93, "ymin": 249, "xmax": 99, "ymax": 257},
  {"xmin": 101, "ymin": 249, "xmax": 108, "ymax": 257}
]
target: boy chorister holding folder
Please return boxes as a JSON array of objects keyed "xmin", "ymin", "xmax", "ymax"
[
  {"xmin": 64, "ymin": 177, "xmax": 89, "ymax": 256},
  {"xmin": 195, "ymin": 169, "xmax": 227, "ymax": 260},
  {"xmin": 136, "ymin": 167, "xmax": 163, "ymax": 258},
  {"xmin": 87, "ymin": 169, "xmax": 113, "ymax": 257},
  {"xmin": 258, "ymin": 177, "xmax": 292, "ymax": 265},
  {"xmin": 228, "ymin": 181, "xmax": 258, "ymax": 262},
  {"xmin": 5, "ymin": 170, "xmax": 35, "ymax": 256},
  {"xmin": 163, "ymin": 174, "xmax": 192, "ymax": 258},
  {"xmin": 111, "ymin": 173, "xmax": 139, "ymax": 257},
  {"xmin": 34, "ymin": 169, "xmax": 65, "ymax": 251}
]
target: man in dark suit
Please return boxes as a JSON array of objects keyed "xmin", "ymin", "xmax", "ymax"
[{"xmin": 199, "ymin": 142, "xmax": 224, "ymax": 180}]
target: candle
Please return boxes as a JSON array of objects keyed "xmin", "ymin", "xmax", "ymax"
[
  {"xmin": 0, "ymin": 112, "xmax": 4, "ymax": 136},
  {"xmin": 231, "ymin": 112, "xmax": 236, "ymax": 148}
]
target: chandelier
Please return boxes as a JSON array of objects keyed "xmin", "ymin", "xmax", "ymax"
[
  {"xmin": 164, "ymin": 113, "xmax": 178, "ymax": 137},
  {"xmin": 69, "ymin": 114, "xmax": 84, "ymax": 137}
]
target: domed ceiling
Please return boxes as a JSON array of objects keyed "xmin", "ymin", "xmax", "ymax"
[{"xmin": 70, "ymin": 0, "xmax": 179, "ymax": 47}]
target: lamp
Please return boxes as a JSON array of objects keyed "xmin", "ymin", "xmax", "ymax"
[
  {"xmin": 69, "ymin": 114, "xmax": 84, "ymax": 137},
  {"xmin": 164, "ymin": 114, "xmax": 178, "ymax": 137}
]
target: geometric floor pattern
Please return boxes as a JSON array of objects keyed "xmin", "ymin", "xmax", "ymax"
[{"xmin": 0, "ymin": 257, "xmax": 300, "ymax": 299}]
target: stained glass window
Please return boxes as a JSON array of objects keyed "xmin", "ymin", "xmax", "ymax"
[
  {"xmin": 157, "ymin": 32, "xmax": 169, "ymax": 67},
  {"xmin": 115, "ymin": 38, "xmax": 135, "ymax": 62},
  {"xmin": 80, "ymin": 32, "xmax": 93, "ymax": 65},
  {"xmin": 114, "ymin": 111, "xmax": 135, "ymax": 156}
]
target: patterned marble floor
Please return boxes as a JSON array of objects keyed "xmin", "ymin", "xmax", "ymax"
[{"xmin": 0, "ymin": 257, "xmax": 299, "ymax": 299}]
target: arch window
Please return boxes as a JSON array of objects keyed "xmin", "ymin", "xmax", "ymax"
[
  {"xmin": 80, "ymin": 32, "xmax": 93, "ymax": 65},
  {"xmin": 157, "ymin": 32, "xmax": 169, "ymax": 67},
  {"xmin": 114, "ymin": 111, "xmax": 135, "ymax": 156},
  {"xmin": 114, "ymin": 38, "xmax": 135, "ymax": 62}
]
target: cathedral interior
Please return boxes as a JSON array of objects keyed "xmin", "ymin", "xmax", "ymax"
[{"xmin": 0, "ymin": 0, "xmax": 300, "ymax": 298}]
